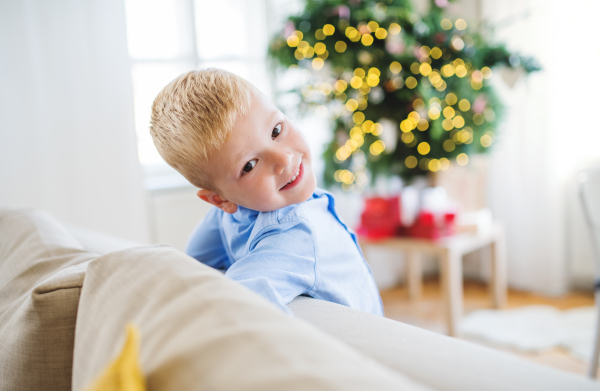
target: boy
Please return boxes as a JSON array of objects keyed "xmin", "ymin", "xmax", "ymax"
[{"xmin": 150, "ymin": 68, "xmax": 383, "ymax": 316}]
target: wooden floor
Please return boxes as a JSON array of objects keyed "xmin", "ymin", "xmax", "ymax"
[{"xmin": 380, "ymin": 277, "xmax": 596, "ymax": 377}]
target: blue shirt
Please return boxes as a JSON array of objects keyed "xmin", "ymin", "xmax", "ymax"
[{"xmin": 185, "ymin": 188, "xmax": 384, "ymax": 316}]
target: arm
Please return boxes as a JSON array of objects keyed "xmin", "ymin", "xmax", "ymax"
[
  {"xmin": 224, "ymin": 220, "xmax": 317, "ymax": 315},
  {"xmin": 185, "ymin": 207, "xmax": 231, "ymax": 272}
]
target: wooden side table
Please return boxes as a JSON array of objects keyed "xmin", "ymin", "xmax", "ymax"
[{"xmin": 359, "ymin": 223, "xmax": 507, "ymax": 337}]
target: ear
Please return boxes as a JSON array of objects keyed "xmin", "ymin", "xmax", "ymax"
[{"xmin": 196, "ymin": 189, "xmax": 238, "ymax": 214}]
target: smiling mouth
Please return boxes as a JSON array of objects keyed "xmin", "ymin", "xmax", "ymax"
[{"xmin": 279, "ymin": 162, "xmax": 304, "ymax": 191}]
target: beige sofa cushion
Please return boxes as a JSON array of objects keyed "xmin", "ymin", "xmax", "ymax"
[
  {"xmin": 289, "ymin": 297, "xmax": 600, "ymax": 391},
  {"xmin": 0, "ymin": 209, "xmax": 98, "ymax": 391},
  {"xmin": 73, "ymin": 245, "xmax": 434, "ymax": 391}
]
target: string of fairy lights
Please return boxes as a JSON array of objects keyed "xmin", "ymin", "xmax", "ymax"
[{"xmin": 269, "ymin": 0, "xmax": 538, "ymax": 192}]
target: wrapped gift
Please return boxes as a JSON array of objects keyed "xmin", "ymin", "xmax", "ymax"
[
  {"xmin": 357, "ymin": 186, "xmax": 458, "ymax": 240},
  {"xmin": 405, "ymin": 211, "xmax": 456, "ymax": 239},
  {"xmin": 356, "ymin": 196, "xmax": 401, "ymax": 239}
]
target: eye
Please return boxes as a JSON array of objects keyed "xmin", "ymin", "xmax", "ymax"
[
  {"xmin": 242, "ymin": 159, "xmax": 257, "ymax": 175},
  {"xmin": 272, "ymin": 123, "xmax": 282, "ymax": 139}
]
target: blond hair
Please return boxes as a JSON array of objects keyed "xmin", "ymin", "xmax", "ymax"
[{"xmin": 150, "ymin": 68, "xmax": 254, "ymax": 190}]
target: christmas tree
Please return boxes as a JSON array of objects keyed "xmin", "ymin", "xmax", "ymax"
[{"xmin": 268, "ymin": 0, "xmax": 539, "ymax": 192}]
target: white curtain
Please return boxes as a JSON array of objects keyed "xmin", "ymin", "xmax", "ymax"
[
  {"xmin": 483, "ymin": 0, "xmax": 600, "ymax": 294},
  {"xmin": 0, "ymin": 0, "xmax": 148, "ymax": 243}
]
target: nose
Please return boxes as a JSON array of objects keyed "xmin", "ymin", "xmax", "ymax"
[{"xmin": 270, "ymin": 149, "xmax": 293, "ymax": 175}]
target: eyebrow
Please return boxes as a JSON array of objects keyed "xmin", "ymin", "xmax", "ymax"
[{"xmin": 265, "ymin": 110, "xmax": 279, "ymax": 129}]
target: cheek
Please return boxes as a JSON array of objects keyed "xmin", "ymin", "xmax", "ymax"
[{"xmin": 292, "ymin": 132, "xmax": 311, "ymax": 156}]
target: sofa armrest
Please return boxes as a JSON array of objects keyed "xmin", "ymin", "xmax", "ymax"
[{"xmin": 289, "ymin": 296, "xmax": 599, "ymax": 391}]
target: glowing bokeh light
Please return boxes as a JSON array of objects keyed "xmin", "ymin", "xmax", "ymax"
[
  {"xmin": 390, "ymin": 61, "xmax": 402, "ymax": 74},
  {"xmin": 323, "ymin": 24, "xmax": 335, "ymax": 35},
  {"xmin": 375, "ymin": 28, "xmax": 387, "ymax": 39},
  {"xmin": 455, "ymin": 19, "xmax": 467, "ymax": 30},
  {"xmin": 441, "ymin": 64, "xmax": 455, "ymax": 77},
  {"xmin": 346, "ymin": 99, "xmax": 359, "ymax": 112},
  {"xmin": 350, "ymin": 76, "xmax": 363, "ymax": 89},
  {"xmin": 458, "ymin": 99, "xmax": 471, "ymax": 111},
  {"xmin": 453, "ymin": 115, "xmax": 465, "ymax": 128},
  {"xmin": 428, "ymin": 159, "xmax": 441, "ymax": 172},
  {"xmin": 367, "ymin": 21, "xmax": 379, "ymax": 31},
  {"xmin": 389, "ymin": 23, "xmax": 401, "ymax": 34},
  {"xmin": 400, "ymin": 119, "xmax": 414, "ymax": 133},
  {"xmin": 440, "ymin": 158, "xmax": 450, "ymax": 171},
  {"xmin": 410, "ymin": 62, "xmax": 421, "ymax": 74},
  {"xmin": 442, "ymin": 119, "xmax": 454, "ymax": 131},
  {"xmin": 372, "ymin": 123, "xmax": 383, "ymax": 135},
  {"xmin": 405, "ymin": 156, "xmax": 418, "ymax": 168},
  {"xmin": 481, "ymin": 67, "xmax": 493, "ymax": 79},
  {"xmin": 443, "ymin": 106, "xmax": 456, "ymax": 118},
  {"xmin": 361, "ymin": 34, "xmax": 374, "ymax": 46},
  {"xmin": 351, "ymin": 113, "xmax": 365, "ymax": 125},
  {"xmin": 456, "ymin": 153, "xmax": 469, "ymax": 166},
  {"xmin": 440, "ymin": 19, "xmax": 452, "ymax": 30},
  {"xmin": 312, "ymin": 58, "xmax": 324, "ymax": 70},
  {"xmin": 417, "ymin": 142, "xmax": 430, "ymax": 155},
  {"xmin": 420, "ymin": 63, "xmax": 432, "ymax": 76},
  {"xmin": 443, "ymin": 139, "xmax": 455, "ymax": 152},
  {"xmin": 401, "ymin": 132, "xmax": 414, "ymax": 143},
  {"xmin": 451, "ymin": 36, "xmax": 465, "ymax": 51},
  {"xmin": 408, "ymin": 111, "xmax": 421, "ymax": 124},
  {"xmin": 480, "ymin": 134, "xmax": 493, "ymax": 147},
  {"xmin": 445, "ymin": 93, "xmax": 457, "ymax": 105},
  {"xmin": 287, "ymin": 35, "xmax": 299, "ymax": 47},
  {"xmin": 406, "ymin": 77, "xmax": 417, "ymax": 89},
  {"xmin": 335, "ymin": 41, "xmax": 347, "ymax": 53},
  {"xmin": 369, "ymin": 140, "xmax": 386, "ymax": 155},
  {"xmin": 362, "ymin": 120, "xmax": 374, "ymax": 133},
  {"xmin": 428, "ymin": 107, "xmax": 441, "ymax": 120},
  {"xmin": 354, "ymin": 68, "xmax": 366, "ymax": 78},
  {"xmin": 314, "ymin": 42, "xmax": 326, "ymax": 55},
  {"xmin": 473, "ymin": 113, "xmax": 485, "ymax": 125},
  {"xmin": 413, "ymin": 98, "xmax": 425, "ymax": 110}
]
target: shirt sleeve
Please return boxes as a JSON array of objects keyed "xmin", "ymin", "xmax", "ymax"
[
  {"xmin": 185, "ymin": 207, "xmax": 231, "ymax": 272},
  {"xmin": 224, "ymin": 220, "xmax": 317, "ymax": 315}
]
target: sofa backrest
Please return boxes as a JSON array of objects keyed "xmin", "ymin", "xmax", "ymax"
[{"xmin": 73, "ymin": 244, "xmax": 430, "ymax": 391}]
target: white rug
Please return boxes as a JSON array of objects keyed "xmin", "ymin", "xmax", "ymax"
[{"xmin": 460, "ymin": 305, "xmax": 597, "ymax": 361}]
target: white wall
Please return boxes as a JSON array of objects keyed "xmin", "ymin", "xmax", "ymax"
[{"xmin": 482, "ymin": 0, "xmax": 600, "ymax": 294}]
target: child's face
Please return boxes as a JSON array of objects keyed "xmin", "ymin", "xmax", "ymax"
[{"xmin": 197, "ymin": 92, "xmax": 317, "ymax": 213}]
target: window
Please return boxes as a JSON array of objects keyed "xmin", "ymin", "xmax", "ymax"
[{"xmin": 124, "ymin": 0, "xmax": 271, "ymax": 180}]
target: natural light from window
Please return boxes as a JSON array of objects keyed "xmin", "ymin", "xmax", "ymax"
[{"xmin": 124, "ymin": 0, "xmax": 270, "ymax": 169}]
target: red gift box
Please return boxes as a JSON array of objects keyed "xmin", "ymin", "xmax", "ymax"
[
  {"xmin": 357, "ymin": 194, "xmax": 456, "ymax": 240},
  {"xmin": 405, "ymin": 211, "xmax": 456, "ymax": 240},
  {"xmin": 356, "ymin": 196, "xmax": 401, "ymax": 240}
]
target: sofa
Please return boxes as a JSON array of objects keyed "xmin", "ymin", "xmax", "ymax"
[{"xmin": 0, "ymin": 208, "xmax": 598, "ymax": 391}]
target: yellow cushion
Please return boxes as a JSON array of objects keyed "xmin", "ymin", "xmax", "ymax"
[{"xmin": 84, "ymin": 324, "xmax": 145, "ymax": 391}]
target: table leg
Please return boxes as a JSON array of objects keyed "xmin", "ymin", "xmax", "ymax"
[
  {"xmin": 440, "ymin": 248, "xmax": 463, "ymax": 337},
  {"xmin": 490, "ymin": 230, "xmax": 507, "ymax": 309},
  {"xmin": 406, "ymin": 250, "xmax": 422, "ymax": 300}
]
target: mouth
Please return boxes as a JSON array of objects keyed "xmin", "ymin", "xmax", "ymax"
[{"xmin": 279, "ymin": 162, "xmax": 304, "ymax": 191}]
